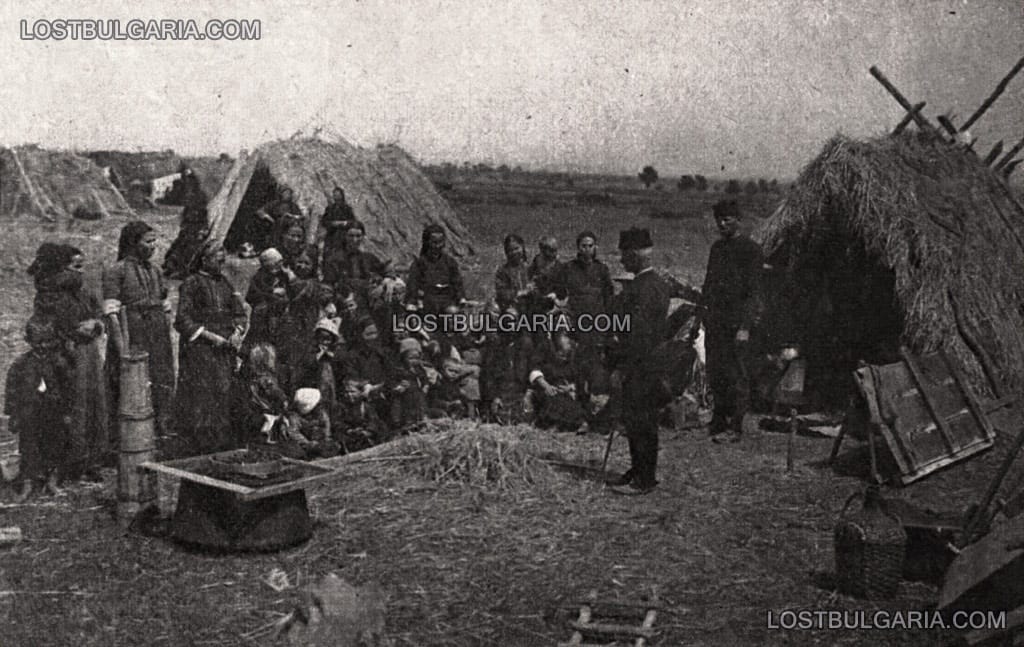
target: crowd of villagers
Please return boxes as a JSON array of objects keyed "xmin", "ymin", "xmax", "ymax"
[{"xmin": 7, "ymin": 183, "xmax": 732, "ymax": 502}]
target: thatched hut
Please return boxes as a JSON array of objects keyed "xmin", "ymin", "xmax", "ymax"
[
  {"xmin": 757, "ymin": 131, "xmax": 1024, "ymax": 406},
  {"xmin": 0, "ymin": 145, "xmax": 133, "ymax": 221},
  {"xmin": 85, "ymin": 150, "xmax": 232, "ymax": 207},
  {"xmin": 207, "ymin": 137, "xmax": 474, "ymax": 267}
]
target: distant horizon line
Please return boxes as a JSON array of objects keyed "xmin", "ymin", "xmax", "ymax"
[{"xmin": 1, "ymin": 138, "xmax": 798, "ymax": 183}]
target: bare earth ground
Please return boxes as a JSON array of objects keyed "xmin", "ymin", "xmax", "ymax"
[{"xmin": 0, "ymin": 180, "xmax": 982, "ymax": 646}]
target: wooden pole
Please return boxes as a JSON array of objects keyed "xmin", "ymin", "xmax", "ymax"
[
  {"xmin": 962, "ymin": 424, "xmax": 1024, "ymax": 546},
  {"xmin": 994, "ymin": 136, "xmax": 1024, "ymax": 172},
  {"xmin": 869, "ymin": 66, "xmax": 937, "ymax": 133},
  {"xmin": 936, "ymin": 115, "xmax": 959, "ymax": 138},
  {"xmin": 960, "ymin": 55, "xmax": 1024, "ymax": 133},
  {"xmin": 1004, "ymin": 159, "xmax": 1022, "ymax": 178},
  {"xmin": 984, "ymin": 141, "xmax": 1005, "ymax": 166},
  {"xmin": 892, "ymin": 102, "xmax": 926, "ymax": 135}
]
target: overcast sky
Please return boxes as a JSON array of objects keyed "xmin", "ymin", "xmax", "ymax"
[{"xmin": 0, "ymin": 0, "xmax": 1021, "ymax": 178}]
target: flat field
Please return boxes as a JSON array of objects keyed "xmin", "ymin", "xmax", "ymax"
[{"xmin": 0, "ymin": 177, "xmax": 991, "ymax": 646}]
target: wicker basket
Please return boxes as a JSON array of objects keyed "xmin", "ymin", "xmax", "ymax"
[{"xmin": 834, "ymin": 486, "xmax": 906, "ymax": 599}]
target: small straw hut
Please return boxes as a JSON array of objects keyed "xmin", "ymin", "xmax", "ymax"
[
  {"xmin": 0, "ymin": 145, "xmax": 133, "ymax": 221},
  {"xmin": 757, "ymin": 131, "xmax": 1024, "ymax": 405},
  {"xmin": 207, "ymin": 137, "xmax": 475, "ymax": 268}
]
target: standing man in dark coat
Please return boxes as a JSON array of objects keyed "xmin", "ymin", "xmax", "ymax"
[
  {"xmin": 699, "ymin": 200, "xmax": 763, "ymax": 443},
  {"xmin": 606, "ymin": 228, "xmax": 672, "ymax": 494}
]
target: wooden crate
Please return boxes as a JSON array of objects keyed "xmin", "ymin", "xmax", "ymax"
[{"xmin": 852, "ymin": 348, "xmax": 996, "ymax": 485}]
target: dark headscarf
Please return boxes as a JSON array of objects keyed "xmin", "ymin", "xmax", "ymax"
[
  {"xmin": 420, "ymin": 224, "xmax": 446, "ymax": 256},
  {"xmin": 187, "ymin": 239, "xmax": 223, "ymax": 276},
  {"xmin": 117, "ymin": 221, "xmax": 154, "ymax": 261},
  {"xmin": 27, "ymin": 243, "xmax": 71, "ymax": 281}
]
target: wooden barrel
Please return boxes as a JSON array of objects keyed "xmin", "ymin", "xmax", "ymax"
[
  {"xmin": 119, "ymin": 351, "xmax": 154, "ymax": 420},
  {"xmin": 117, "ymin": 352, "xmax": 157, "ymax": 526}
]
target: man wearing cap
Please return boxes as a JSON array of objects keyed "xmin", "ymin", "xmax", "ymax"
[
  {"xmin": 552, "ymin": 231, "xmax": 615, "ymax": 396},
  {"xmin": 606, "ymin": 228, "xmax": 673, "ymax": 493},
  {"xmin": 699, "ymin": 200, "xmax": 764, "ymax": 443}
]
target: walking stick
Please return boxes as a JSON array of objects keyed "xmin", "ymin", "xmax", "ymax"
[{"xmin": 601, "ymin": 428, "xmax": 617, "ymax": 477}]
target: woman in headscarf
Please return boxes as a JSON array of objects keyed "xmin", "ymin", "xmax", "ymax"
[
  {"xmin": 275, "ymin": 247, "xmax": 334, "ymax": 393},
  {"xmin": 405, "ymin": 224, "xmax": 465, "ymax": 314},
  {"xmin": 494, "ymin": 234, "xmax": 530, "ymax": 313},
  {"xmin": 103, "ymin": 222, "xmax": 175, "ymax": 438},
  {"xmin": 173, "ymin": 241, "xmax": 248, "ymax": 455},
  {"xmin": 320, "ymin": 186, "xmax": 359, "ymax": 262},
  {"xmin": 30, "ymin": 243, "xmax": 107, "ymax": 479},
  {"xmin": 278, "ymin": 222, "xmax": 319, "ymax": 277}
]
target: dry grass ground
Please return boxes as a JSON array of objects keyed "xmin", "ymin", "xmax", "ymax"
[
  {"xmin": 0, "ymin": 179, "xmax": 980, "ymax": 646},
  {"xmin": 1, "ymin": 423, "xmax": 946, "ymax": 647}
]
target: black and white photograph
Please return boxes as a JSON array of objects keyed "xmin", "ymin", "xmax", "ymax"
[{"xmin": 1, "ymin": 1, "xmax": 1023, "ymax": 645}]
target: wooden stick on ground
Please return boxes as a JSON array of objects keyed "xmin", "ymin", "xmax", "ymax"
[
  {"xmin": 984, "ymin": 141, "xmax": 1005, "ymax": 166},
  {"xmin": 960, "ymin": 55, "xmax": 1024, "ymax": 133}
]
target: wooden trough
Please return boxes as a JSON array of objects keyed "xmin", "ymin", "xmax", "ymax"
[{"xmin": 142, "ymin": 449, "xmax": 337, "ymax": 552}]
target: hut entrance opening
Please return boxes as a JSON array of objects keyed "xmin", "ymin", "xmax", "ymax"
[
  {"xmin": 773, "ymin": 216, "xmax": 904, "ymax": 410},
  {"xmin": 223, "ymin": 163, "xmax": 282, "ymax": 252}
]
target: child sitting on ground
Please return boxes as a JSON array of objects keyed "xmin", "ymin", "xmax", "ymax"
[
  {"xmin": 390, "ymin": 338, "xmax": 438, "ymax": 428},
  {"xmin": 334, "ymin": 378, "xmax": 388, "ymax": 452},
  {"xmin": 279, "ymin": 388, "xmax": 340, "ymax": 459}
]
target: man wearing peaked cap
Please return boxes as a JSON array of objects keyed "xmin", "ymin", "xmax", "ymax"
[
  {"xmin": 700, "ymin": 199, "xmax": 764, "ymax": 443},
  {"xmin": 605, "ymin": 226, "xmax": 673, "ymax": 494}
]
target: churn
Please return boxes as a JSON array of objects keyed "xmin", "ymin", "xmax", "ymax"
[
  {"xmin": 117, "ymin": 350, "xmax": 158, "ymax": 527},
  {"xmin": 834, "ymin": 485, "xmax": 906, "ymax": 599}
]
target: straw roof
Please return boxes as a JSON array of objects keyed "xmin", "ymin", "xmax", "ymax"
[
  {"xmin": 0, "ymin": 145, "xmax": 133, "ymax": 221},
  {"xmin": 86, "ymin": 150, "xmax": 232, "ymax": 201},
  {"xmin": 207, "ymin": 137, "xmax": 475, "ymax": 267},
  {"xmin": 757, "ymin": 131, "xmax": 1024, "ymax": 396}
]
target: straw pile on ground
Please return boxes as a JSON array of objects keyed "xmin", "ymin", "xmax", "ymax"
[
  {"xmin": 375, "ymin": 422, "xmax": 577, "ymax": 493},
  {"xmin": 0, "ymin": 145, "xmax": 133, "ymax": 221},
  {"xmin": 757, "ymin": 131, "xmax": 1024, "ymax": 398}
]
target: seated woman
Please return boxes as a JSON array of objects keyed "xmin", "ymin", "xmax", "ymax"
[
  {"xmin": 231, "ymin": 343, "xmax": 290, "ymax": 445},
  {"xmin": 527, "ymin": 333, "xmax": 587, "ymax": 432}
]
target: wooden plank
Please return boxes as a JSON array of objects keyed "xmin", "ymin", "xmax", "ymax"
[
  {"xmin": 984, "ymin": 394, "xmax": 1019, "ymax": 415},
  {"xmin": 941, "ymin": 349, "xmax": 998, "ymax": 443},
  {"xmin": 569, "ymin": 621, "xmax": 656, "ymax": 639},
  {"xmin": 898, "ymin": 441, "xmax": 994, "ymax": 485},
  {"xmin": 855, "ymin": 367, "xmax": 910, "ymax": 476},
  {"xmin": 237, "ymin": 470, "xmax": 339, "ymax": 502},
  {"xmin": 901, "ymin": 348, "xmax": 959, "ymax": 453},
  {"xmin": 139, "ymin": 461, "xmax": 254, "ymax": 496}
]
